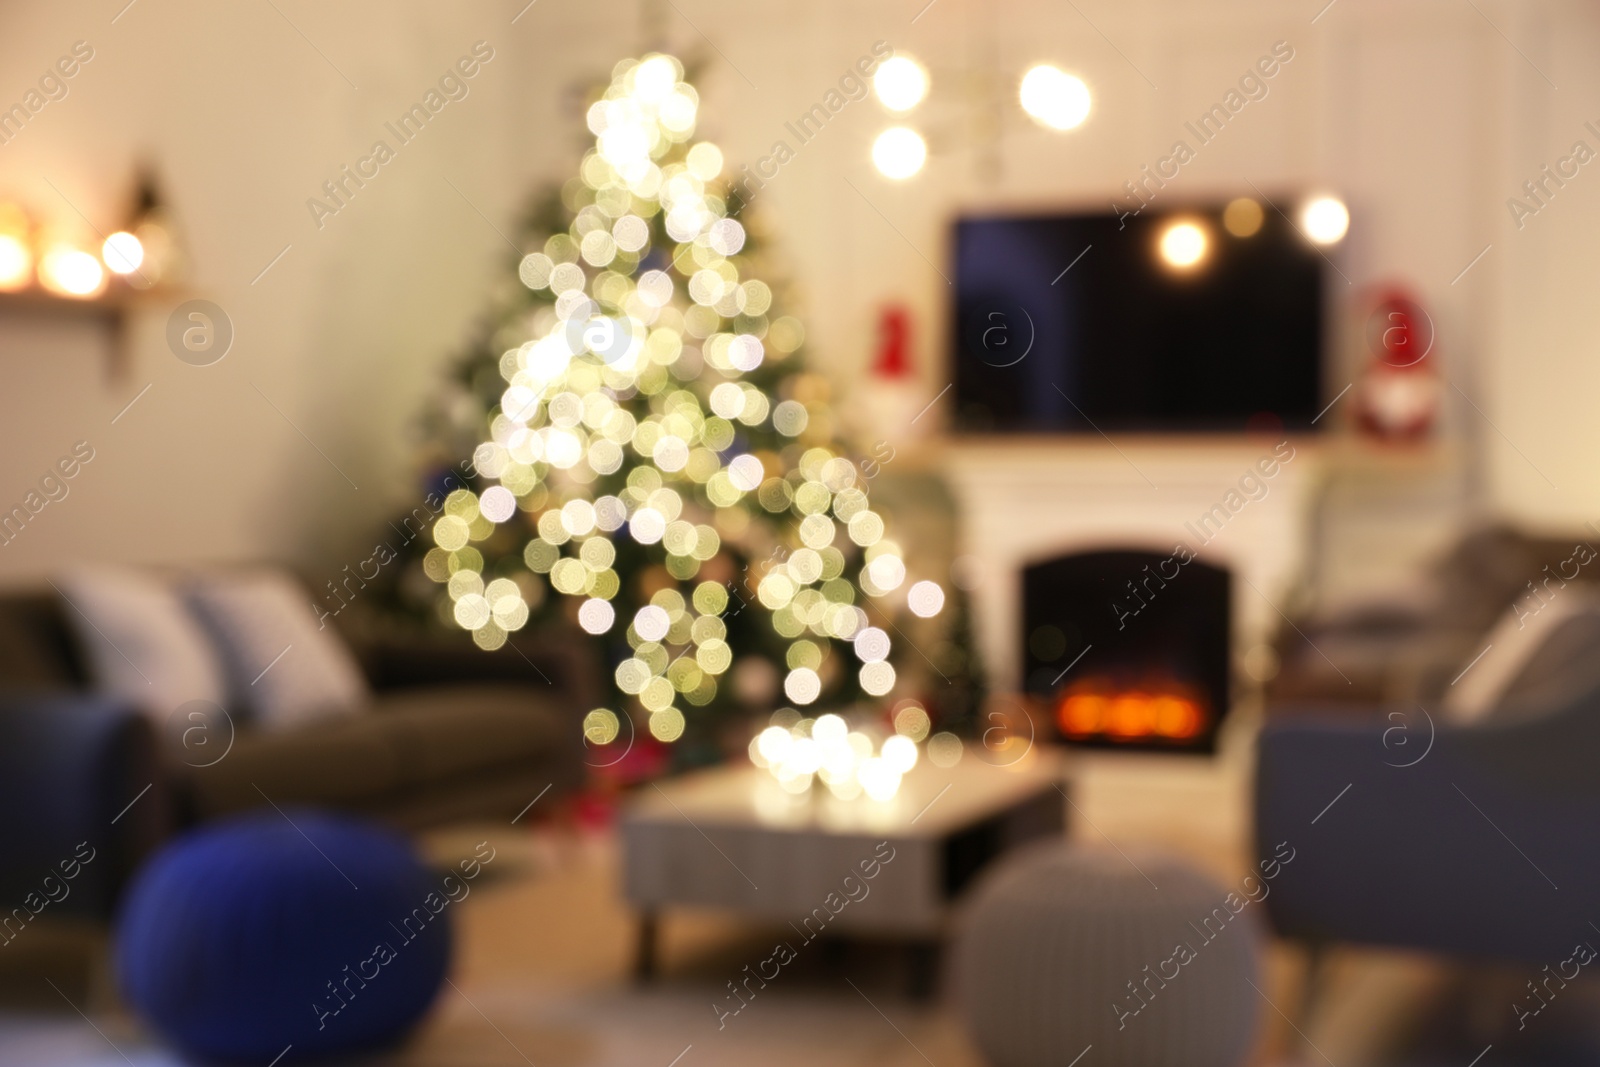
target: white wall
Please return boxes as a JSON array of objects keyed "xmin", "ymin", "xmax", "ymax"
[
  {"xmin": 0, "ymin": 0, "xmax": 1594, "ymax": 587},
  {"xmin": 0, "ymin": 1, "xmax": 558, "ymax": 580}
]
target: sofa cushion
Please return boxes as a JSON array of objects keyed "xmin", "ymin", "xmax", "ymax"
[
  {"xmin": 180, "ymin": 684, "xmax": 572, "ymax": 821},
  {"xmin": 367, "ymin": 685, "xmax": 569, "ymax": 786},
  {"xmin": 1443, "ymin": 592, "xmax": 1600, "ymax": 723},
  {"xmin": 0, "ymin": 591, "xmax": 86, "ymax": 689},
  {"xmin": 57, "ymin": 566, "xmax": 229, "ymax": 720},
  {"xmin": 1488, "ymin": 603, "xmax": 1600, "ymax": 725},
  {"xmin": 184, "ymin": 570, "xmax": 369, "ymax": 731},
  {"xmin": 181, "ymin": 713, "xmax": 405, "ymax": 819}
]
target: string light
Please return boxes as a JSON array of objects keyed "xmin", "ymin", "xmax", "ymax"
[
  {"xmin": 0, "ymin": 235, "xmax": 30, "ymax": 291},
  {"xmin": 102, "ymin": 231, "xmax": 144, "ymax": 275},
  {"xmin": 748, "ymin": 707, "xmax": 935, "ymax": 801},
  {"xmin": 866, "ymin": 54, "xmax": 1090, "ymax": 178},
  {"xmin": 39, "ymin": 245, "xmax": 105, "ymax": 298}
]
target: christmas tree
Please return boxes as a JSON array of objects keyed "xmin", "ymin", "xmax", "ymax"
[{"xmin": 395, "ymin": 54, "xmax": 968, "ymax": 758}]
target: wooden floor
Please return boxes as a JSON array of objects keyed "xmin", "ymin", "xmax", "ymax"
[{"xmin": 0, "ymin": 748, "xmax": 1498, "ymax": 1066}]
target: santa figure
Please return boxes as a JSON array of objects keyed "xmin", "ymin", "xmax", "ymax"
[{"xmin": 1356, "ymin": 286, "xmax": 1440, "ymax": 441}]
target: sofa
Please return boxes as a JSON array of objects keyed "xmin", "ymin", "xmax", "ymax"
[
  {"xmin": 1266, "ymin": 523, "xmax": 1600, "ymax": 709},
  {"xmin": 0, "ymin": 588, "xmax": 598, "ymax": 922}
]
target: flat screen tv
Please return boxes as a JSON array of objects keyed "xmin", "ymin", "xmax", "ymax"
[{"xmin": 951, "ymin": 204, "xmax": 1327, "ymax": 434}]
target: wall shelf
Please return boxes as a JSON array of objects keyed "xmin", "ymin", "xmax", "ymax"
[{"xmin": 0, "ymin": 288, "xmax": 187, "ymax": 381}]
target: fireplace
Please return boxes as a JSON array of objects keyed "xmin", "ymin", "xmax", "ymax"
[
  {"xmin": 943, "ymin": 440, "xmax": 1317, "ymax": 757},
  {"xmin": 1022, "ymin": 549, "xmax": 1231, "ymax": 753}
]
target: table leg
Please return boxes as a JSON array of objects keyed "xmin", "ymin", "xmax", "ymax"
[
  {"xmin": 907, "ymin": 939, "xmax": 941, "ymax": 1001},
  {"xmin": 819, "ymin": 934, "xmax": 847, "ymax": 973},
  {"xmin": 634, "ymin": 910, "xmax": 658, "ymax": 982}
]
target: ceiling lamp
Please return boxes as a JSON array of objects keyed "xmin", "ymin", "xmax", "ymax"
[
  {"xmin": 863, "ymin": 54, "xmax": 1091, "ymax": 178},
  {"xmin": 1019, "ymin": 65, "xmax": 1091, "ymax": 131},
  {"xmin": 871, "ymin": 127, "xmax": 927, "ymax": 180},
  {"xmin": 873, "ymin": 56, "xmax": 929, "ymax": 112},
  {"xmin": 1300, "ymin": 195, "xmax": 1349, "ymax": 244}
]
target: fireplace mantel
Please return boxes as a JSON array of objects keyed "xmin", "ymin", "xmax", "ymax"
[{"xmin": 940, "ymin": 437, "xmax": 1323, "ymax": 693}]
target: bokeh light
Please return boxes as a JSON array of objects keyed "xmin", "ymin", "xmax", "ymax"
[
  {"xmin": 428, "ymin": 53, "xmax": 951, "ymax": 755},
  {"xmin": 1223, "ymin": 198, "xmax": 1264, "ymax": 238},
  {"xmin": 927, "ymin": 731, "xmax": 965, "ymax": 767},
  {"xmin": 1158, "ymin": 220, "xmax": 1208, "ymax": 270},
  {"xmin": 102, "ymin": 231, "xmax": 144, "ymax": 275},
  {"xmin": 0, "ymin": 235, "xmax": 30, "ymax": 292},
  {"xmin": 1301, "ymin": 195, "xmax": 1349, "ymax": 244},
  {"xmin": 907, "ymin": 580, "xmax": 945, "ymax": 617},
  {"xmin": 583, "ymin": 708, "xmax": 620, "ymax": 744},
  {"xmin": 39, "ymin": 246, "xmax": 105, "ymax": 297},
  {"xmin": 871, "ymin": 127, "xmax": 927, "ymax": 180},
  {"xmin": 1019, "ymin": 65, "xmax": 1091, "ymax": 130},
  {"xmin": 873, "ymin": 56, "xmax": 929, "ymax": 112}
]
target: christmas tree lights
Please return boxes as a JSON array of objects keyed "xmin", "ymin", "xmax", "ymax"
[{"xmin": 426, "ymin": 54, "xmax": 945, "ymax": 747}]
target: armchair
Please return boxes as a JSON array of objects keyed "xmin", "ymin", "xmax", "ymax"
[
  {"xmin": 1255, "ymin": 605, "xmax": 1600, "ymax": 965},
  {"xmin": 0, "ymin": 693, "xmax": 168, "ymax": 928}
]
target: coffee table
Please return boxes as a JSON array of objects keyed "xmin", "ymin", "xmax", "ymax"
[{"xmin": 620, "ymin": 745, "xmax": 1068, "ymax": 983}]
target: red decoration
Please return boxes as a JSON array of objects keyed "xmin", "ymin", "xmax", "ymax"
[
  {"xmin": 872, "ymin": 304, "xmax": 913, "ymax": 379},
  {"xmin": 1356, "ymin": 285, "xmax": 1440, "ymax": 441}
]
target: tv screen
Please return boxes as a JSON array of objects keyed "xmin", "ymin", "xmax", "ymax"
[{"xmin": 951, "ymin": 204, "xmax": 1326, "ymax": 434}]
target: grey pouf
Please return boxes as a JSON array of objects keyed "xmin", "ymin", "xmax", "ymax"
[{"xmin": 951, "ymin": 843, "xmax": 1263, "ymax": 1067}]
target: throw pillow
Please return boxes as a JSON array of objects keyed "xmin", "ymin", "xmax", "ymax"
[
  {"xmin": 1442, "ymin": 589, "xmax": 1600, "ymax": 723},
  {"xmin": 184, "ymin": 570, "xmax": 369, "ymax": 731},
  {"xmin": 56, "ymin": 565, "xmax": 229, "ymax": 720}
]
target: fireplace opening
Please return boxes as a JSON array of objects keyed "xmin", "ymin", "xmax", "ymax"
[{"xmin": 1022, "ymin": 549, "xmax": 1231, "ymax": 753}]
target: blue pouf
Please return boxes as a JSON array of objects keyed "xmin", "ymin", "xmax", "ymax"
[{"xmin": 116, "ymin": 810, "xmax": 452, "ymax": 1063}]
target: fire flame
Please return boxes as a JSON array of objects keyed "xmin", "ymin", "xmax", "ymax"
[{"xmin": 1055, "ymin": 678, "xmax": 1206, "ymax": 742}]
